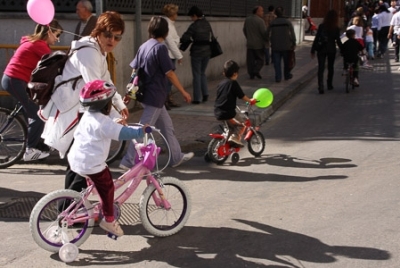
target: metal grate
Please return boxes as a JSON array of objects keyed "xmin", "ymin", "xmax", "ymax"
[{"xmin": 0, "ymin": 197, "xmax": 150, "ymax": 225}]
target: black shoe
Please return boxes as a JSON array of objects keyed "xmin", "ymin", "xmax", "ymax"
[
  {"xmin": 328, "ymin": 85, "xmax": 334, "ymax": 90},
  {"xmin": 255, "ymin": 73, "xmax": 262, "ymax": 79},
  {"xmin": 191, "ymin": 101, "xmax": 200, "ymax": 104},
  {"xmin": 318, "ymin": 88, "xmax": 324, "ymax": 94},
  {"xmin": 285, "ymin": 74, "xmax": 293, "ymax": 80},
  {"xmin": 202, "ymin": 95, "xmax": 208, "ymax": 102},
  {"xmin": 275, "ymin": 79, "xmax": 281, "ymax": 83}
]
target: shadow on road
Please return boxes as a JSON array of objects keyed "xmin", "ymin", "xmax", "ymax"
[{"xmin": 51, "ymin": 219, "xmax": 390, "ymax": 267}]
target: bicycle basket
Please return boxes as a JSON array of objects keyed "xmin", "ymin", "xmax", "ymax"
[{"xmin": 134, "ymin": 143, "xmax": 161, "ymax": 170}]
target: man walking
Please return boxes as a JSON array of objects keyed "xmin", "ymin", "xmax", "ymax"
[
  {"xmin": 264, "ymin": 5, "xmax": 276, "ymax": 65},
  {"xmin": 74, "ymin": 0, "xmax": 98, "ymax": 40},
  {"xmin": 267, "ymin": 6, "xmax": 296, "ymax": 83},
  {"xmin": 388, "ymin": 7, "xmax": 400, "ymax": 62},
  {"xmin": 243, "ymin": 6, "xmax": 268, "ymax": 79}
]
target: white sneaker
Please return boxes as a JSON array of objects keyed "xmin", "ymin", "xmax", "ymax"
[
  {"xmin": 99, "ymin": 219, "xmax": 124, "ymax": 237},
  {"xmin": 353, "ymin": 78, "xmax": 359, "ymax": 86},
  {"xmin": 172, "ymin": 152, "xmax": 194, "ymax": 168},
  {"xmin": 23, "ymin": 148, "xmax": 50, "ymax": 161},
  {"xmin": 119, "ymin": 164, "xmax": 130, "ymax": 171}
]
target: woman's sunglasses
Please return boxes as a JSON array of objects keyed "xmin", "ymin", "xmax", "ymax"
[{"xmin": 103, "ymin": 31, "xmax": 123, "ymax": 41}]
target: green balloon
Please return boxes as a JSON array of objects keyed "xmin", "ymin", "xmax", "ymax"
[{"xmin": 253, "ymin": 88, "xmax": 273, "ymax": 108}]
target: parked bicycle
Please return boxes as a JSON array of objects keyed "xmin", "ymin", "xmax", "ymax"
[
  {"xmin": 0, "ymin": 91, "xmax": 125, "ymax": 168},
  {"xmin": 29, "ymin": 125, "xmax": 191, "ymax": 263},
  {"xmin": 204, "ymin": 103, "xmax": 265, "ymax": 165}
]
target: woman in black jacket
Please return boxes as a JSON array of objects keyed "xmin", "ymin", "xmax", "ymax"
[
  {"xmin": 311, "ymin": 10, "xmax": 343, "ymax": 94},
  {"xmin": 180, "ymin": 6, "xmax": 212, "ymax": 104}
]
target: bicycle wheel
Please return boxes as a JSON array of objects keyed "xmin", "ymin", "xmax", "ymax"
[
  {"xmin": 0, "ymin": 107, "xmax": 27, "ymax": 168},
  {"xmin": 29, "ymin": 189, "xmax": 94, "ymax": 253},
  {"xmin": 139, "ymin": 176, "xmax": 191, "ymax": 237},
  {"xmin": 207, "ymin": 138, "xmax": 229, "ymax": 164},
  {"xmin": 247, "ymin": 130, "xmax": 265, "ymax": 157},
  {"xmin": 106, "ymin": 139, "xmax": 126, "ymax": 165}
]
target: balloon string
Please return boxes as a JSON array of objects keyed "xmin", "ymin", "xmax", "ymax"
[{"xmin": 49, "ymin": 26, "xmax": 83, "ymax": 39}]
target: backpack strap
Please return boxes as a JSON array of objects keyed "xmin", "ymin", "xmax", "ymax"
[{"xmin": 55, "ymin": 45, "xmax": 94, "ymax": 91}]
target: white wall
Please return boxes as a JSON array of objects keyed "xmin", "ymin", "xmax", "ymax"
[{"xmin": 0, "ymin": 13, "xmax": 305, "ymax": 109}]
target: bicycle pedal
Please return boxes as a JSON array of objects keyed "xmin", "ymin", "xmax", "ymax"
[{"xmin": 106, "ymin": 232, "xmax": 118, "ymax": 240}]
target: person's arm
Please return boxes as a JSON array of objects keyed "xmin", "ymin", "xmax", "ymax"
[
  {"xmin": 388, "ymin": 25, "xmax": 394, "ymax": 39},
  {"xmin": 335, "ymin": 27, "xmax": 343, "ymax": 51},
  {"xmin": 165, "ymin": 70, "xmax": 191, "ymax": 103},
  {"xmin": 118, "ymin": 125, "xmax": 145, "ymax": 141},
  {"xmin": 180, "ymin": 23, "xmax": 195, "ymax": 51},
  {"xmin": 165, "ymin": 24, "xmax": 183, "ymax": 61},
  {"xmin": 241, "ymin": 95, "xmax": 255, "ymax": 104}
]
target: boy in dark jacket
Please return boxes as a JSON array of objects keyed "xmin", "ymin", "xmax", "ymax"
[
  {"xmin": 214, "ymin": 60, "xmax": 256, "ymax": 147},
  {"xmin": 341, "ymin": 29, "xmax": 364, "ymax": 86}
]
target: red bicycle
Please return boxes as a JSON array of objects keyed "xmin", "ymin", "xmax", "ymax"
[{"xmin": 204, "ymin": 103, "xmax": 265, "ymax": 165}]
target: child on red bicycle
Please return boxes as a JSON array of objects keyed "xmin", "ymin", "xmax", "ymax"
[
  {"xmin": 341, "ymin": 29, "xmax": 364, "ymax": 86},
  {"xmin": 214, "ymin": 60, "xmax": 256, "ymax": 147},
  {"xmin": 68, "ymin": 80, "xmax": 147, "ymax": 237}
]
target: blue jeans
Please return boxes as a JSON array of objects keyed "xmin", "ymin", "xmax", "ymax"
[
  {"xmin": 365, "ymin": 42, "xmax": 374, "ymax": 59},
  {"xmin": 191, "ymin": 56, "xmax": 209, "ymax": 102},
  {"xmin": 1, "ymin": 74, "xmax": 43, "ymax": 149},
  {"xmin": 120, "ymin": 104, "xmax": 184, "ymax": 168},
  {"xmin": 272, "ymin": 50, "xmax": 290, "ymax": 82}
]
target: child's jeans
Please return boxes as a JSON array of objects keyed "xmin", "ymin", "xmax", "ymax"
[{"xmin": 365, "ymin": 42, "xmax": 374, "ymax": 58}]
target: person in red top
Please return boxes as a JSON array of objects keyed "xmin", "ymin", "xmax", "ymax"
[{"xmin": 1, "ymin": 19, "xmax": 63, "ymax": 161}]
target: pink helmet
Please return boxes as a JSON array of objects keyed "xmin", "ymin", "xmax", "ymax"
[{"xmin": 80, "ymin": 80, "xmax": 116, "ymax": 111}]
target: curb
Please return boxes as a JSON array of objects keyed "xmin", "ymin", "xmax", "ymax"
[{"xmin": 180, "ymin": 65, "xmax": 319, "ymax": 154}]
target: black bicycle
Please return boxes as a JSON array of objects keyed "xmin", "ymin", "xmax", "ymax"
[{"xmin": 0, "ymin": 91, "xmax": 125, "ymax": 168}]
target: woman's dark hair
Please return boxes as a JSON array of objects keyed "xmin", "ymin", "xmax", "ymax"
[
  {"xmin": 252, "ymin": 6, "xmax": 261, "ymax": 14},
  {"xmin": 148, "ymin": 16, "xmax": 169, "ymax": 39},
  {"xmin": 188, "ymin": 6, "xmax": 203, "ymax": 17},
  {"xmin": 323, "ymin": 10, "xmax": 339, "ymax": 31},
  {"xmin": 346, "ymin": 29, "xmax": 356, "ymax": 39},
  {"xmin": 91, "ymin": 11, "xmax": 125, "ymax": 38},
  {"xmin": 268, "ymin": 5, "xmax": 275, "ymax": 12},
  {"xmin": 223, "ymin": 60, "xmax": 240, "ymax": 78},
  {"xmin": 275, "ymin": 7, "xmax": 284, "ymax": 17},
  {"xmin": 377, "ymin": 4, "xmax": 390, "ymax": 13}
]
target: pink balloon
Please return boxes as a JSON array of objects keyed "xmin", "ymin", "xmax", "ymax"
[{"xmin": 27, "ymin": 0, "xmax": 55, "ymax": 25}]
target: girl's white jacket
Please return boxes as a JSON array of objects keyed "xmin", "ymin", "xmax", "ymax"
[{"xmin": 40, "ymin": 36, "xmax": 125, "ymax": 158}]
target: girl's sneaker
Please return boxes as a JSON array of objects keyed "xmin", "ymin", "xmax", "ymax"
[
  {"xmin": 23, "ymin": 148, "xmax": 50, "ymax": 161},
  {"xmin": 99, "ymin": 219, "xmax": 124, "ymax": 237}
]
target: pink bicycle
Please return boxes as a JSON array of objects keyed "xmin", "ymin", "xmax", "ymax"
[{"xmin": 29, "ymin": 126, "xmax": 191, "ymax": 262}]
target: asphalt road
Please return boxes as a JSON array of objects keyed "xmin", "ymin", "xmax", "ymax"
[{"xmin": 1, "ymin": 49, "xmax": 400, "ymax": 267}]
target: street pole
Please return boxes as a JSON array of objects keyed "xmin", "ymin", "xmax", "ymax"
[
  {"xmin": 135, "ymin": 0, "xmax": 142, "ymax": 53},
  {"xmin": 95, "ymin": 0, "xmax": 103, "ymax": 17}
]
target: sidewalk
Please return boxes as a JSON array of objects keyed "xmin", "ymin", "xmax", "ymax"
[{"xmin": 128, "ymin": 37, "xmax": 317, "ymax": 153}]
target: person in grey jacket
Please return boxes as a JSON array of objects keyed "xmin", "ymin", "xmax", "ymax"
[
  {"xmin": 267, "ymin": 6, "xmax": 296, "ymax": 83},
  {"xmin": 243, "ymin": 6, "xmax": 267, "ymax": 79},
  {"xmin": 180, "ymin": 6, "xmax": 212, "ymax": 104}
]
